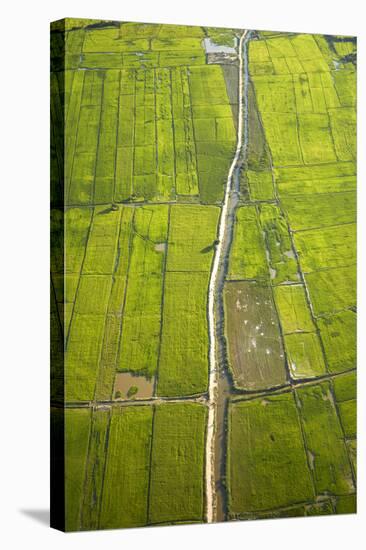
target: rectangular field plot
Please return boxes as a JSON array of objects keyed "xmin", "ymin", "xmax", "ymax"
[
  {"xmin": 100, "ymin": 406, "xmax": 153, "ymax": 529},
  {"xmin": 66, "ymin": 314, "xmax": 107, "ymax": 401},
  {"xmin": 281, "ymin": 191, "xmax": 356, "ymax": 231},
  {"xmin": 318, "ymin": 310, "xmax": 356, "ymax": 373},
  {"xmin": 275, "ymin": 161, "xmax": 356, "ymax": 195},
  {"xmin": 261, "ymin": 112, "xmax": 303, "ymax": 166},
  {"xmin": 81, "ymin": 408, "xmax": 111, "ymax": 530},
  {"xmin": 227, "ymin": 392, "xmax": 314, "ymax": 517},
  {"xmin": 278, "ymin": 175, "xmax": 356, "ymax": 197},
  {"xmin": 149, "ymin": 403, "xmax": 207, "ymax": 524},
  {"xmin": 293, "ymin": 223, "xmax": 356, "ymax": 273},
  {"xmin": 65, "ymin": 207, "xmax": 92, "ymax": 274},
  {"xmin": 298, "ymin": 113, "xmax": 336, "ymax": 164},
  {"xmin": 74, "ymin": 275, "xmax": 112, "ymax": 315},
  {"xmin": 332, "ymin": 371, "xmax": 356, "ymax": 439},
  {"xmin": 258, "ymin": 204, "xmax": 299, "ymax": 284},
  {"xmin": 189, "ymin": 65, "xmax": 237, "ymax": 203},
  {"xmin": 329, "ymin": 108, "xmax": 356, "ymax": 162},
  {"xmin": 82, "ymin": 208, "xmax": 121, "ymax": 274},
  {"xmin": 296, "ymin": 381, "xmax": 355, "ymax": 495},
  {"xmin": 224, "ymin": 281, "xmax": 287, "ymax": 390},
  {"xmin": 305, "ymin": 265, "xmax": 356, "ymax": 316},
  {"xmin": 118, "ymin": 205, "xmax": 169, "ymax": 378},
  {"xmin": 166, "ymin": 205, "xmax": 219, "ymax": 272},
  {"xmin": 284, "ymin": 332, "xmax": 326, "ymax": 379},
  {"xmin": 274, "ymin": 284, "xmax": 314, "ymax": 334},
  {"xmin": 94, "ymin": 208, "xmax": 134, "ymax": 400},
  {"xmin": 228, "ymin": 206, "xmax": 268, "ymax": 281},
  {"xmin": 171, "ymin": 67, "xmax": 199, "ymax": 196},
  {"xmin": 246, "ymin": 171, "xmax": 274, "ymax": 201},
  {"xmin": 65, "ymin": 408, "xmax": 91, "ymax": 531},
  {"xmin": 158, "ymin": 272, "xmax": 209, "ymax": 396}
]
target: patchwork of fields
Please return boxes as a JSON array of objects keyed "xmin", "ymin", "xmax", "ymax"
[
  {"xmin": 51, "ymin": 19, "xmax": 356, "ymax": 530},
  {"xmin": 63, "ymin": 402, "xmax": 207, "ymax": 530},
  {"xmin": 225, "ymin": 31, "xmax": 356, "ymax": 519}
]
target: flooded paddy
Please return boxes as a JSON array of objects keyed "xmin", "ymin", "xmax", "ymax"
[
  {"xmin": 113, "ymin": 372, "xmax": 155, "ymax": 400},
  {"xmin": 224, "ymin": 281, "xmax": 287, "ymax": 391},
  {"xmin": 203, "ymin": 37, "xmax": 237, "ymax": 54}
]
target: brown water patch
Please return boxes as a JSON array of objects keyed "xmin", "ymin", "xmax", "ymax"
[
  {"xmin": 155, "ymin": 242, "xmax": 166, "ymax": 253},
  {"xmin": 113, "ymin": 372, "xmax": 154, "ymax": 400}
]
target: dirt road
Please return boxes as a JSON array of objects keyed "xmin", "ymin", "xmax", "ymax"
[{"xmin": 205, "ymin": 29, "xmax": 252, "ymax": 524}]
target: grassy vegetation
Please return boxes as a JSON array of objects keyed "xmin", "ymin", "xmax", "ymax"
[
  {"xmin": 229, "ymin": 203, "xmax": 298, "ymax": 285},
  {"xmin": 336, "ymin": 494, "xmax": 356, "ymax": 515},
  {"xmin": 158, "ymin": 272, "xmax": 209, "ymax": 396},
  {"xmin": 228, "ymin": 206, "xmax": 268, "ymax": 281},
  {"xmin": 53, "ymin": 21, "xmax": 357, "ymax": 530},
  {"xmin": 65, "ymin": 408, "xmax": 91, "ymax": 531},
  {"xmin": 149, "ymin": 403, "xmax": 207, "ymax": 524},
  {"xmin": 273, "ymin": 284, "xmax": 314, "ymax": 334},
  {"xmin": 250, "ymin": 32, "xmax": 356, "ymax": 347},
  {"xmin": 296, "ymin": 381, "xmax": 355, "ymax": 495},
  {"xmin": 258, "ymin": 203, "xmax": 299, "ymax": 284},
  {"xmin": 189, "ymin": 65, "xmax": 237, "ymax": 203},
  {"xmin": 293, "ymin": 223, "xmax": 356, "ymax": 273},
  {"xmin": 89, "ymin": 403, "xmax": 207, "ymax": 529},
  {"xmin": 281, "ymin": 192, "xmax": 356, "ymax": 231},
  {"xmin": 100, "ymin": 406, "xmax": 153, "ymax": 529},
  {"xmin": 318, "ymin": 311, "xmax": 356, "ymax": 373},
  {"xmin": 305, "ymin": 266, "xmax": 356, "ymax": 316},
  {"xmin": 228, "ymin": 393, "xmax": 314, "ymax": 516},
  {"xmin": 284, "ymin": 332, "xmax": 326, "ymax": 379},
  {"xmin": 50, "ymin": 286, "xmax": 64, "ymax": 401},
  {"xmin": 66, "ymin": 314, "xmax": 106, "ymax": 401},
  {"xmin": 166, "ymin": 205, "xmax": 219, "ymax": 272},
  {"xmin": 332, "ymin": 371, "xmax": 356, "ymax": 439},
  {"xmin": 60, "ymin": 20, "xmax": 236, "ymax": 206},
  {"xmin": 95, "ymin": 208, "xmax": 134, "ymax": 400},
  {"xmin": 155, "ymin": 205, "xmax": 219, "ymax": 396},
  {"xmin": 82, "ymin": 207, "xmax": 121, "ymax": 274},
  {"xmin": 65, "ymin": 207, "xmax": 135, "ymax": 402},
  {"xmin": 82, "ymin": 408, "xmax": 111, "ymax": 530},
  {"xmin": 246, "ymin": 170, "xmax": 274, "ymax": 201},
  {"xmin": 66, "ymin": 209, "xmax": 119, "ymax": 402},
  {"xmin": 64, "ymin": 207, "xmax": 92, "ymax": 331},
  {"xmin": 118, "ymin": 205, "xmax": 169, "ymax": 378}
]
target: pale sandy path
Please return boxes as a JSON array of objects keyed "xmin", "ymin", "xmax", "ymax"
[{"xmin": 205, "ymin": 29, "xmax": 252, "ymax": 524}]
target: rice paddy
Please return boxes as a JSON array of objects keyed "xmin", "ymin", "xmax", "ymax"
[{"xmin": 51, "ymin": 19, "xmax": 356, "ymax": 531}]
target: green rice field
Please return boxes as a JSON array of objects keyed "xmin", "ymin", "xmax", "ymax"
[{"xmin": 51, "ymin": 19, "xmax": 356, "ymax": 530}]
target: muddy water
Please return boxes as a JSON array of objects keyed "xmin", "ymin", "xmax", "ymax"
[
  {"xmin": 113, "ymin": 372, "xmax": 154, "ymax": 400},
  {"xmin": 214, "ymin": 365, "xmax": 231, "ymax": 521}
]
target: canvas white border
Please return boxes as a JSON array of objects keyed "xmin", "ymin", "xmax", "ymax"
[{"xmin": 1, "ymin": 1, "xmax": 364, "ymax": 549}]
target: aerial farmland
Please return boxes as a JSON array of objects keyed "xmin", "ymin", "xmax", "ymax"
[{"xmin": 50, "ymin": 19, "xmax": 356, "ymax": 531}]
